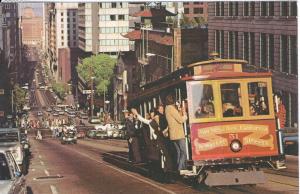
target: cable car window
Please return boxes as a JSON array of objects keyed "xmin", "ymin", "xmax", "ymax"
[
  {"xmin": 221, "ymin": 83, "xmax": 243, "ymax": 117},
  {"xmin": 190, "ymin": 84, "xmax": 215, "ymax": 119},
  {"xmin": 248, "ymin": 82, "xmax": 269, "ymax": 116}
]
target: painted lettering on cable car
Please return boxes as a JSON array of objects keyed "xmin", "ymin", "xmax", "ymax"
[{"xmin": 193, "ymin": 124, "xmax": 274, "ymax": 154}]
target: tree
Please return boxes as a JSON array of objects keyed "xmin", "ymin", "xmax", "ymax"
[
  {"xmin": 52, "ymin": 82, "xmax": 66, "ymax": 100},
  {"xmin": 13, "ymin": 84, "xmax": 27, "ymax": 112},
  {"xmin": 76, "ymin": 54, "xmax": 116, "ymax": 95}
]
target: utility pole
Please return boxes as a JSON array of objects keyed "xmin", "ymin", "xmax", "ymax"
[{"xmin": 91, "ymin": 77, "xmax": 94, "ymax": 118}]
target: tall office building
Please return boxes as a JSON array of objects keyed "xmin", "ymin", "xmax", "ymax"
[
  {"xmin": 78, "ymin": 2, "xmax": 130, "ymax": 55},
  {"xmin": 208, "ymin": 1, "xmax": 298, "ymax": 128}
]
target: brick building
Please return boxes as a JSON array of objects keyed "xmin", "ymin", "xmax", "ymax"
[
  {"xmin": 183, "ymin": 2, "xmax": 208, "ymax": 22},
  {"xmin": 20, "ymin": 7, "xmax": 43, "ymax": 46},
  {"xmin": 208, "ymin": 1, "xmax": 298, "ymax": 127}
]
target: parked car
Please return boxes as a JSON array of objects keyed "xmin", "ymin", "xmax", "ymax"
[
  {"xmin": 52, "ymin": 112, "xmax": 59, "ymax": 117},
  {"xmin": 89, "ymin": 117, "xmax": 101, "ymax": 124},
  {"xmin": 86, "ymin": 130, "xmax": 97, "ymax": 139},
  {"xmin": 79, "ymin": 112, "xmax": 89, "ymax": 120},
  {"xmin": 58, "ymin": 111, "xmax": 65, "ymax": 115},
  {"xmin": 46, "ymin": 107, "xmax": 52, "ymax": 112},
  {"xmin": 37, "ymin": 111, "xmax": 43, "ymax": 116},
  {"xmin": 86, "ymin": 130, "xmax": 107, "ymax": 139},
  {"xmin": 76, "ymin": 130, "xmax": 86, "ymax": 139},
  {"xmin": 94, "ymin": 130, "xmax": 108, "ymax": 139},
  {"xmin": 61, "ymin": 130, "xmax": 77, "ymax": 144},
  {"xmin": 0, "ymin": 148, "xmax": 27, "ymax": 194},
  {"xmin": 0, "ymin": 128, "xmax": 24, "ymax": 168}
]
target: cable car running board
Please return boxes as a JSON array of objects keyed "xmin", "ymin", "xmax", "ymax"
[{"xmin": 204, "ymin": 170, "xmax": 266, "ymax": 186}]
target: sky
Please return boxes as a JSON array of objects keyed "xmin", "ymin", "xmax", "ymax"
[{"xmin": 19, "ymin": 3, "xmax": 43, "ymax": 17}]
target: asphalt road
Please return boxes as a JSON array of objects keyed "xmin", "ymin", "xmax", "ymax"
[{"xmin": 24, "ymin": 135, "xmax": 299, "ymax": 194}]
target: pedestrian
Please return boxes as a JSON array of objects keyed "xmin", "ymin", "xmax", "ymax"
[
  {"xmin": 164, "ymin": 94, "xmax": 188, "ymax": 174},
  {"xmin": 124, "ymin": 110, "xmax": 142, "ymax": 163}
]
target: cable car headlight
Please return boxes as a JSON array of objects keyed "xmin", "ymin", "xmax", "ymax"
[{"xmin": 230, "ymin": 139, "xmax": 242, "ymax": 152}]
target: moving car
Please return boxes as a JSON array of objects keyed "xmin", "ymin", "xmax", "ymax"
[
  {"xmin": 0, "ymin": 148, "xmax": 27, "ymax": 194},
  {"xmin": 37, "ymin": 111, "xmax": 43, "ymax": 116},
  {"xmin": 61, "ymin": 130, "xmax": 77, "ymax": 144}
]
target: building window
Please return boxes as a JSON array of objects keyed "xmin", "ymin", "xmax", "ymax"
[
  {"xmin": 61, "ymin": 30, "xmax": 64, "ymax": 34},
  {"xmin": 290, "ymin": 35, "xmax": 297, "ymax": 75},
  {"xmin": 61, "ymin": 12, "xmax": 63, "ymax": 16},
  {"xmin": 234, "ymin": 2, "xmax": 239, "ymax": 16},
  {"xmin": 250, "ymin": 2, "xmax": 255, "ymax": 16},
  {"xmin": 291, "ymin": 2, "xmax": 297, "ymax": 16},
  {"xmin": 194, "ymin": 8, "xmax": 203, "ymax": 14},
  {"xmin": 184, "ymin": 8, "xmax": 189, "ymax": 14},
  {"xmin": 220, "ymin": 2, "xmax": 225, "ymax": 16},
  {"xmin": 268, "ymin": 2, "xmax": 274, "ymax": 16},
  {"xmin": 67, "ymin": 18, "xmax": 70, "ymax": 22},
  {"xmin": 110, "ymin": 15, "xmax": 116, "ymax": 21},
  {"xmin": 291, "ymin": 93, "xmax": 298, "ymax": 127},
  {"xmin": 281, "ymin": 2, "xmax": 288, "ymax": 16},
  {"xmin": 260, "ymin": 33, "xmax": 267, "ymax": 68},
  {"xmin": 216, "ymin": 30, "xmax": 224, "ymax": 58},
  {"xmin": 280, "ymin": 35, "xmax": 289, "ymax": 73},
  {"xmin": 243, "ymin": 2, "xmax": 249, "ymax": 16},
  {"xmin": 61, "ymin": 18, "xmax": 63, "ymax": 22},
  {"xmin": 73, "ymin": 24, "xmax": 76, "ymax": 28},
  {"xmin": 99, "ymin": 3, "xmax": 102, "ymax": 8},
  {"xmin": 73, "ymin": 30, "xmax": 76, "ymax": 34},
  {"xmin": 73, "ymin": 12, "xmax": 76, "ymax": 16},
  {"xmin": 228, "ymin": 31, "xmax": 234, "ymax": 58},
  {"xmin": 183, "ymin": 2, "xmax": 189, "ymax": 5},
  {"xmin": 229, "ymin": 2, "xmax": 233, "ymax": 16},
  {"xmin": 61, "ymin": 36, "xmax": 64, "ymax": 40},
  {"xmin": 215, "ymin": 2, "xmax": 220, "ymax": 16},
  {"xmin": 268, "ymin": 34, "xmax": 274, "ymax": 69},
  {"xmin": 260, "ymin": 2, "xmax": 267, "ymax": 16},
  {"xmin": 243, "ymin": 32, "xmax": 249, "ymax": 61},
  {"xmin": 215, "ymin": 30, "xmax": 220, "ymax": 53},
  {"xmin": 118, "ymin": 15, "xmax": 125, "ymax": 20},
  {"xmin": 249, "ymin": 32, "xmax": 255, "ymax": 65},
  {"xmin": 194, "ymin": 2, "xmax": 200, "ymax": 5},
  {"xmin": 62, "ymin": 42, "xmax": 64, "ymax": 46},
  {"xmin": 112, "ymin": 2, "xmax": 117, "ymax": 8},
  {"xmin": 61, "ymin": 24, "xmax": 64, "ymax": 28},
  {"xmin": 73, "ymin": 18, "xmax": 76, "ymax": 22},
  {"xmin": 234, "ymin": 31, "xmax": 239, "ymax": 58}
]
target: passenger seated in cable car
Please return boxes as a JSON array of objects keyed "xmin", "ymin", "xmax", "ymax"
[{"xmin": 195, "ymin": 98, "xmax": 215, "ymax": 118}]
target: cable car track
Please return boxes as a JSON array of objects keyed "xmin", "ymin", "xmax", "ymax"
[{"xmin": 39, "ymin": 138, "xmax": 298, "ymax": 194}]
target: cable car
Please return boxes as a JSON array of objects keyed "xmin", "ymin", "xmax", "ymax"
[{"xmin": 129, "ymin": 54, "xmax": 285, "ymax": 186}]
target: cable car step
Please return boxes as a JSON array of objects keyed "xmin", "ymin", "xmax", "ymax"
[
  {"xmin": 205, "ymin": 170, "xmax": 266, "ymax": 186},
  {"xmin": 180, "ymin": 170, "xmax": 197, "ymax": 176}
]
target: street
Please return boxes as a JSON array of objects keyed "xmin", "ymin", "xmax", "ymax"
[
  {"xmin": 24, "ymin": 132, "xmax": 298, "ymax": 194},
  {"xmin": 0, "ymin": 3, "xmax": 298, "ymax": 194}
]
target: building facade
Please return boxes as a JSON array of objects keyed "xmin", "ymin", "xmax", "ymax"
[
  {"xmin": 78, "ymin": 2, "xmax": 130, "ymax": 55},
  {"xmin": 45, "ymin": 3, "xmax": 79, "ymax": 83},
  {"xmin": 183, "ymin": 2, "xmax": 208, "ymax": 22},
  {"xmin": 0, "ymin": 3, "xmax": 21, "ymax": 120},
  {"xmin": 20, "ymin": 7, "xmax": 43, "ymax": 46},
  {"xmin": 208, "ymin": 1, "xmax": 298, "ymax": 128}
]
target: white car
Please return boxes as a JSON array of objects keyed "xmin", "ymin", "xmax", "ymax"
[
  {"xmin": 0, "ymin": 149, "xmax": 27, "ymax": 194},
  {"xmin": 0, "ymin": 128, "xmax": 24, "ymax": 167}
]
